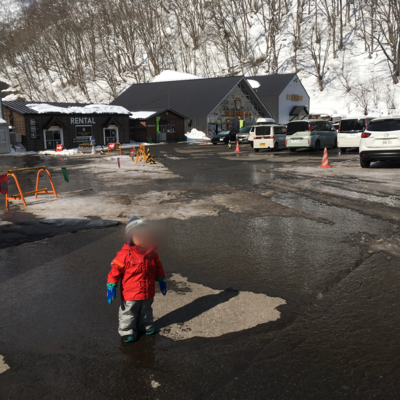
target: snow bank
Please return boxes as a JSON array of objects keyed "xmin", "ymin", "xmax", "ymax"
[
  {"xmin": 247, "ymin": 79, "xmax": 261, "ymax": 89},
  {"xmin": 26, "ymin": 103, "xmax": 130, "ymax": 115},
  {"xmin": 150, "ymin": 70, "xmax": 201, "ymax": 83},
  {"xmin": 309, "ymin": 107, "xmax": 338, "ymax": 116},
  {"xmin": 38, "ymin": 148, "xmax": 79, "ymax": 155},
  {"xmin": 185, "ymin": 129, "xmax": 211, "ymax": 141},
  {"xmin": 130, "ymin": 111, "xmax": 157, "ymax": 119},
  {"xmin": 0, "ymin": 118, "xmax": 6, "ymax": 124}
]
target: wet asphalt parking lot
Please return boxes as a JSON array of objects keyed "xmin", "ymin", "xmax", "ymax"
[{"xmin": 1, "ymin": 143, "xmax": 400, "ymax": 399}]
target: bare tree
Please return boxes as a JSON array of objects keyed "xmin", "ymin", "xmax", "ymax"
[{"xmin": 305, "ymin": 25, "xmax": 332, "ymax": 91}]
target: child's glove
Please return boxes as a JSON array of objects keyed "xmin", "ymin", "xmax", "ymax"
[
  {"xmin": 107, "ymin": 283, "xmax": 118, "ymax": 304},
  {"xmin": 156, "ymin": 278, "xmax": 167, "ymax": 296}
]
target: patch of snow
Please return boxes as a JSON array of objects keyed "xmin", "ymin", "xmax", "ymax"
[
  {"xmin": 151, "ymin": 381, "xmax": 161, "ymax": 389},
  {"xmin": 0, "ymin": 221, "xmax": 13, "ymax": 227},
  {"xmin": 129, "ymin": 111, "xmax": 157, "ymax": 119},
  {"xmin": 309, "ymin": 107, "xmax": 338, "ymax": 116},
  {"xmin": 38, "ymin": 148, "xmax": 79, "ymax": 156},
  {"xmin": 0, "ymin": 118, "xmax": 6, "ymax": 124},
  {"xmin": 247, "ymin": 79, "xmax": 261, "ymax": 89},
  {"xmin": 0, "ymin": 355, "xmax": 10, "ymax": 374},
  {"xmin": 185, "ymin": 129, "xmax": 211, "ymax": 141},
  {"xmin": 154, "ymin": 274, "xmax": 286, "ymax": 340},
  {"xmin": 26, "ymin": 103, "xmax": 130, "ymax": 115},
  {"xmin": 150, "ymin": 70, "xmax": 201, "ymax": 83}
]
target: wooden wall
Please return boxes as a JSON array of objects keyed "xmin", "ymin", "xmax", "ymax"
[
  {"xmin": 129, "ymin": 110, "xmax": 186, "ymax": 142},
  {"xmin": 2, "ymin": 107, "xmax": 26, "ymax": 136}
]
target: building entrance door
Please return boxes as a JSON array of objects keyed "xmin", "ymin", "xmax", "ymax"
[
  {"xmin": 44, "ymin": 129, "xmax": 63, "ymax": 150},
  {"xmin": 104, "ymin": 127, "xmax": 119, "ymax": 144}
]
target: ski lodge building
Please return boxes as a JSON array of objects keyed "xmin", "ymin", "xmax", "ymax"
[{"xmin": 111, "ymin": 73, "xmax": 310, "ymax": 136}]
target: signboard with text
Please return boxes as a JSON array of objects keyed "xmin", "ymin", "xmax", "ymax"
[
  {"xmin": 286, "ymin": 94, "xmax": 303, "ymax": 101},
  {"xmin": 30, "ymin": 119, "xmax": 39, "ymax": 139}
]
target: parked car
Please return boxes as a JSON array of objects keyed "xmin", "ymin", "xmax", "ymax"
[
  {"xmin": 286, "ymin": 120, "xmax": 337, "ymax": 152},
  {"xmin": 253, "ymin": 125, "xmax": 287, "ymax": 152},
  {"xmin": 338, "ymin": 116, "xmax": 375, "ymax": 153},
  {"xmin": 211, "ymin": 129, "xmax": 239, "ymax": 145},
  {"xmin": 236, "ymin": 126, "xmax": 253, "ymax": 143},
  {"xmin": 359, "ymin": 117, "xmax": 400, "ymax": 168},
  {"xmin": 248, "ymin": 118, "xmax": 276, "ymax": 147}
]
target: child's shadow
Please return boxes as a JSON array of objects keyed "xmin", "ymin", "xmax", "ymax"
[{"xmin": 156, "ymin": 288, "xmax": 239, "ymax": 329}]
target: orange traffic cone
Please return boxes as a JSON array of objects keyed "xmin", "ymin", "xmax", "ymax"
[
  {"xmin": 320, "ymin": 148, "xmax": 331, "ymax": 168},
  {"xmin": 234, "ymin": 141, "xmax": 240, "ymax": 152}
]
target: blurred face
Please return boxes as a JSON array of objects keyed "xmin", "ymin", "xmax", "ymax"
[{"xmin": 130, "ymin": 226, "xmax": 155, "ymax": 249}]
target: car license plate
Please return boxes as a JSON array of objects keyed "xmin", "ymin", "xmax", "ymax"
[
  {"xmin": 347, "ymin": 134, "xmax": 357, "ymax": 138},
  {"xmin": 382, "ymin": 140, "xmax": 392, "ymax": 145},
  {"xmin": 219, "ymin": 138, "xmax": 224, "ymax": 141},
  {"xmin": 260, "ymin": 143, "xmax": 265, "ymax": 147}
]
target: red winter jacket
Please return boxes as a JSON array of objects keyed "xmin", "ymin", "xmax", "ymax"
[{"xmin": 107, "ymin": 244, "xmax": 165, "ymax": 301}]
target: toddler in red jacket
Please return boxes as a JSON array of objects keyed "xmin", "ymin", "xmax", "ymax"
[{"xmin": 107, "ymin": 215, "xmax": 167, "ymax": 343}]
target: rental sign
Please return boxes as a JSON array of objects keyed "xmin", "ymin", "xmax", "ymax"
[{"xmin": 70, "ymin": 117, "xmax": 96, "ymax": 124}]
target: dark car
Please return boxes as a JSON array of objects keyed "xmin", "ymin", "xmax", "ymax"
[{"xmin": 211, "ymin": 129, "xmax": 239, "ymax": 145}]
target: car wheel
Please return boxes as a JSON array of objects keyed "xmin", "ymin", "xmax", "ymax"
[
  {"xmin": 333, "ymin": 137, "xmax": 337, "ymax": 148},
  {"xmin": 254, "ymin": 148, "xmax": 260, "ymax": 152},
  {"xmin": 340, "ymin": 147, "xmax": 347, "ymax": 153},
  {"xmin": 289, "ymin": 148, "xmax": 296, "ymax": 152},
  {"xmin": 213, "ymin": 142, "xmax": 217, "ymax": 145},
  {"xmin": 314, "ymin": 140, "xmax": 321, "ymax": 152},
  {"xmin": 360, "ymin": 157, "xmax": 371, "ymax": 168},
  {"xmin": 250, "ymin": 142, "xmax": 253, "ymax": 148},
  {"xmin": 273, "ymin": 142, "xmax": 279, "ymax": 152}
]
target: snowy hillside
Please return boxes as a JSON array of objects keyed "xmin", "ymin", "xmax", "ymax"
[{"xmin": 1, "ymin": 0, "xmax": 399, "ymax": 119}]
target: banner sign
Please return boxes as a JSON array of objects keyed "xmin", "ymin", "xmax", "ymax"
[
  {"xmin": 61, "ymin": 167, "xmax": 69, "ymax": 183},
  {"xmin": 0, "ymin": 174, "xmax": 8, "ymax": 195}
]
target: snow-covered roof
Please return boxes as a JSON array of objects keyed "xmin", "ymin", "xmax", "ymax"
[
  {"xmin": 247, "ymin": 79, "xmax": 261, "ymax": 89},
  {"xmin": 0, "ymin": 118, "xmax": 6, "ymax": 124},
  {"xmin": 26, "ymin": 103, "xmax": 130, "ymax": 115},
  {"xmin": 129, "ymin": 111, "xmax": 157, "ymax": 119},
  {"xmin": 150, "ymin": 70, "xmax": 202, "ymax": 83}
]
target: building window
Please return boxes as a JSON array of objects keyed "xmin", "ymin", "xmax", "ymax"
[
  {"xmin": 103, "ymin": 127, "xmax": 119, "ymax": 144},
  {"xmin": 76, "ymin": 125, "xmax": 92, "ymax": 139},
  {"xmin": 44, "ymin": 128, "xmax": 63, "ymax": 150}
]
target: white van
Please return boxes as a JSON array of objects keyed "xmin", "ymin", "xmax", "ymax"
[
  {"xmin": 338, "ymin": 116, "xmax": 375, "ymax": 153},
  {"xmin": 248, "ymin": 118, "xmax": 276, "ymax": 147},
  {"xmin": 253, "ymin": 125, "xmax": 287, "ymax": 152}
]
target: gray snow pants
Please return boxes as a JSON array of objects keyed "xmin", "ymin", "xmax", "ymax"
[{"xmin": 118, "ymin": 298, "xmax": 154, "ymax": 337}]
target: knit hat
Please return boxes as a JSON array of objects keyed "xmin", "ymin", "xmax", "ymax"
[{"xmin": 126, "ymin": 215, "xmax": 147, "ymax": 235}]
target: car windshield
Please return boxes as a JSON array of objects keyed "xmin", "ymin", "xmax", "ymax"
[
  {"xmin": 367, "ymin": 119, "xmax": 400, "ymax": 132},
  {"xmin": 341, "ymin": 119, "xmax": 366, "ymax": 132},
  {"xmin": 239, "ymin": 126, "xmax": 252, "ymax": 133},
  {"xmin": 287, "ymin": 121, "xmax": 308, "ymax": 136}
]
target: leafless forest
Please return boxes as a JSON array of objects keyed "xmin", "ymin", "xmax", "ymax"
[{"xmin": 0, "ymin": 0, "xmax": 399, "ymax": 102}]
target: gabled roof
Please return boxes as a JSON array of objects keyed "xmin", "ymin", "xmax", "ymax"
[
  {"xmin": 129, "ymin": 109, "xmax": 187, "ymax": 120},
  {"xmin": 246, "ymin": 74, "xmax": 297, "ymax": 97},
  {"xmin": 112, "ymin": 76, "xmax": 269, "ymax": 118},
  {"xmin": 3, "ymin": 101, "xmax": 86, "ymax": 115}
]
